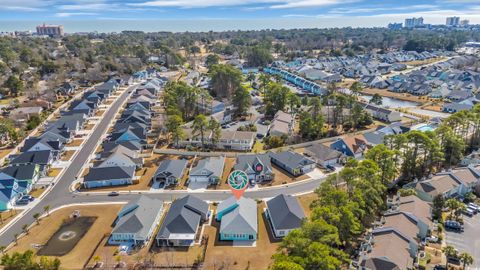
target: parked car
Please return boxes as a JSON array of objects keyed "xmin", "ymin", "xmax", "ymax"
[
  {"xmin": 16, "ymin": 198, "xmax": 30, "ymax": 205},
  {"xmin": 108, "ymin": 191, "xmax": 119, "ymax": 196},
  {"xmin": 468, "ymin": 203, "xmax": 480, "ymax": 212},
  {"xmin": 433, "ymin": 265, "xmax": 446, "ymax": 270},
  {"xmin": 463, "ymin": 208, "xmax": 474, "ymax": 217},
  {"xmin": 467, "ymin": 205, "xmax": 477, "ymax": 214},
  {"xmin": 22, "ymin": 195, "xmax": 35, "ymax": 201},
  {"xmin": 444, "ymin": 220, "xmax": 464, "ymax": 232},
  {"xmin": 326, "ymin": 165, "xmax": 336, "ymax": 171}
]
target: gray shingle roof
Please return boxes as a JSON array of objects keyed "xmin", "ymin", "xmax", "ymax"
[
  {"xmin": 234, "ymin": 154, "xmax": 272, "ymax": 175},
  {"xmin": 84, "ymin": 166, "xmax": 135, "ymax": 182},
  {"xmin": 190, "ymin": 157, "xmax": 224, "ymax": 179},
  {"xmin": 219, "ymin": 197, "xmax": 257, "ymax": 235},
  {"xmin": 156, "ymin": 195, "xmax": 208, "ymax": 239},
  {"xmin": 154, "ymin": 159, "xmax": 188, "ymax": 179},
  {"xmin": 0, "ymin": 164, "xmax": 38, "ymax": 181},
  {"xmin": 266, "ymin": 194, "xmax": 305, "ymax": 230},
  {"xmin": 112, "ymin": 196, "xmax": 162, "ymax": 239},
  {"xmin": 305, "ymin": 143, "xmax": 343, "ymax": 162},
  {"xmin": 269, "ymin": 151, "xmax": 314, "ymax": 169}
]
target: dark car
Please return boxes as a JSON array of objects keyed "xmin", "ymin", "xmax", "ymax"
[
  {"xmin": 108, "ymin": 191, "xmax": 119, "ymax": 196},
  {"xmin": 326, "ymin": 165, "xmax": 336, "ymax": 171},
  {"xmin": 444, "ymin": 220, "xmax": 464, "ymax": 232},
  {"xmin": 433, "ymin": 265, "xmax": 446, "ymax": 270}
]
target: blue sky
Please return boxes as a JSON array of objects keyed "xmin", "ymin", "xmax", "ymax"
[{"xmin": 1, "ymin": 0, "xmax": 480, "ymax": 32}]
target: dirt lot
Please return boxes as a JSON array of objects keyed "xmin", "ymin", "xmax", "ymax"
[
  {"xmin": 66, "ymin": 139, "xmax": 84, "ymax": 147},
  {"xmin": 203, "ymin": 202, "xmax": 280, "ymax": 270},
  {"xmin": 61, "ymin": 150, "xmax": 76, "ymax": 161},
  {"xmin": 361, "ymin": 88, "xmax": 429, "ymax": 104},
  {"xmin": 8, "ymin": 204, "xmax": 123, "ymax": 270}
]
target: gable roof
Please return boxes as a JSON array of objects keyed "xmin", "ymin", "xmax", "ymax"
[
  {"xmin": 305, "ymin": 143, "xmax": 343, "ymax": 161},
  {"xmin": 234, "ymin": 154, "xmax": 272, "ymax": 175},
  {"xmin": 156, "ymin": 195, "xmax": 208, "ymax": 239},
  {"xmin": 219, "ymin": 197, "xmax": 257, "ymax": 235},
  {"xmin": 11, "ymin": 150, "xmax": 52, "ymax": 165},
  {"xmin": 154, "ymin": 159, "xmax": 188, "ymax": 179},
  {"xmin": 112, "ymin": 196, "xmax": 162, "ymax": 238},
  {"xmin": 84, "ymin": 166, "xmax": 135, "ymax": 182},
  {"xmin": 0, "ymin": 164, "xmax": 39, "ymax": 181},
  {"xmin": 266, "ymin": 194, "xmax": 305, "ymax": 230},
  {"xmin": 190, "ymin": 156, "xmax": 225, "ymax": 179},
  {"xmin": 270, "ymin": 151, "xmax": 315, "ymax": 169}
]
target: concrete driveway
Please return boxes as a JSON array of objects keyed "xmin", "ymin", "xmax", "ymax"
[{"xmin": 445, "ymin": 214, "xmax": 480, "ymax": 269}]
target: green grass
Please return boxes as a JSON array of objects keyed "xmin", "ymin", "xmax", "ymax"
[{"xmin": 252, "ymin": 140, "xmax": 265, "ymax": 153}]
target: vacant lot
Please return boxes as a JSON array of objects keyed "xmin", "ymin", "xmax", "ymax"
[
  {"xmin": 203, "ymin": 202, "xmax": 280, "ymax": 270},
  {"xmin": 61, "ymin": 150, "xmax": 76, "ymax": 161},
  {"xmin": 66, "ymin": 139, "xmax": 84, "ymax": 147},
  {"xmin": 8, "ymin": 204, "xmax": 122, "ymax": 269}
]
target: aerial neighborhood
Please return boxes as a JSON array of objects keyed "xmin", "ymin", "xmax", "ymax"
[{"xmin": 1, "ymin": 14, "xmax": 480, "ymax": 270}]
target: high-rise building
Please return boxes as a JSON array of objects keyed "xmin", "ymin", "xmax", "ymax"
[
  {"xmin": 404, "ymin": 17, "xmax": 424, "ymax": 28},
  {"xmin": 460, "ymin": 19, "xmax": 470, "ymax": 27},
  {"xmin": 446, "ymin": 17, "xmax": 460, "ymax": 26},
  {"xmin": 36, "ymin": 24, "xmax": 64, "ymax": 37},
  {"xmin": 388, "ymin": 23, "xmax": 403, "ymax": 30}
]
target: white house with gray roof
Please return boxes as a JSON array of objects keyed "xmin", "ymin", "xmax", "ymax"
[
  {"xmin": 265, "ymin": 194, "xmax": 305, "ymax": 238},
  {"xmin": 153, "ymin": 159, "xmax": 188, "ymax": 187},
  {"xmin": 189, "ymin": 156, "xmax": 225, "ymax": 185},
  {"xmin": 216, "ymin": 196, "xmax": 257, "ymax": 241},
  {"xmin": 156, "ymin": 195, "xmax": 209, "ymax": 246},
  {"xmin": 270, "ymin": 151, "xmax": 315, "ymax": 176},
  {"xmin": 109, "ymin": 196, "xmax": 163, "ymax": 247}
]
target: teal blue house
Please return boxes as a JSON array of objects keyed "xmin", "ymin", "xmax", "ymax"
[
  {"xmin": 0, "ymin": 174, "xmax": 22, "ymax": 211},
  {"xmin": 216, "ymin": 196, "xmax": 257, "ymax": 241}
]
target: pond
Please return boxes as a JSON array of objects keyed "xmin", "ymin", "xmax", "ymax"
[
  {"xmin": 360, "ymin": 95, "xmax": 419, "ymax": 109},
  {"xmin": 37, "ymin": 216, "xmax": 96, "ymax": 256}
]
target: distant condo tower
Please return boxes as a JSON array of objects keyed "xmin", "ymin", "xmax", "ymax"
[
  {"xmin": 36, "ymin": 23, "xmax": 64, "ymax": 37},
  {"xmin": 404, "ymin": 17, "xmax": 424, "ymax": 28},
  {"xmin": 446, "ymin": 16, "xmax": 460, "ymax": 26}
]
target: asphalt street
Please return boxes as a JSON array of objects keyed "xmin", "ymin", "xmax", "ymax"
[
  {"xmin": 0, "ymin": 85, "xmax": 135, "ymax": 247},
  {"xmin": 445, "ymin": 214, "xmax": 480, "ymax": 269}
]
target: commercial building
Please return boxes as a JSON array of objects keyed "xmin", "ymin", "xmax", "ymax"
[
  {"xmin": 446, "ymin": 16, "xmax": 460, "ymax": 26},
  {"xmin": 36, "ymin": 24, "xmax": 64, "ymax": 37},
  {"xmin": 404, "ymin": 17, "xmax": 424, "ymax": 28}
]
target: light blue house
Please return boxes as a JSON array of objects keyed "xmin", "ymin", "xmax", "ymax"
[
  {"xmin": 0, "ymin": 176, "xmax": 21, "ymax": 211},
  {"xmin": 216, "ymin": 196, "xmax": 257, "ymax": 241},
  {"xmin": 109, "ymin": 196, "xmax": 163, "ymax": 247}
]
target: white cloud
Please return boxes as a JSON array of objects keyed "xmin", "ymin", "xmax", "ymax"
[
  {"xmin": 55, "ymin": 12, "xmax": 99, "ymax": 17},
  {"xmin": 129, "ymin": 0, "xmax": 349, "ymax": 9},
  {"xmin": 329, "ymin": 5, "xmax": 438, "ymax": 14}
]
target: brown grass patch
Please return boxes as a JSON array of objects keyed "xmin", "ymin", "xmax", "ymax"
[
  {"xmin": 47, "ymin": 168, "xmax": 62, "ymax": 177},
  {"xmin": 61, "ymin": 150, "xmax": 76, "ymax": 161},
  {"xmin": 8, "ymin": 204, "xmax": 122, "ymax": 269},
  {"xmin": 66, "ymin": 139, "xmax": 83, "ymax": 147}
]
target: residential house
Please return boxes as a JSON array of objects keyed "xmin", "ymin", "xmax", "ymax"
[
  {"xmin": 10, "ymin": 150, "xmax": 54, "ymax": 175},
  {"xmin": 152, "ymin": 159, "xmax": 188, "ymax": 187},
  {"xmin": 216, "ymin": 196, "xmax": 257, "ymax": 241},
  {"xmin": 196, "ymin": 98, "xmax": 225, "ymax": 115},
  {"xmin": 217, "ymin": 131, "xmax": 256, "ymax": 151},
  {"xmin": 109, "ymin": 196, "xmax": 163, "ymax": 247},
  {"xmin": 0, "ymin": 164, "xmax": 41, "ymax": 191},
  {"xmin": 304, "ymin": 143, "xmax": 345, "ymax": 167},
  {"xmin": 411, "ymin": 166, "xmax": 480, "ymax": 202},
  {"xmin": 189, "ymin": 156, "xmax": 225, "ymax": 185},
  {"xmin": 330, "ymin": 135, "xmax": 368, "ymax": 158},
  {"xmin": 269, "ymin": 151, "xmax": 315, "ymax": 176},
  {"xmin": 83, "ymin": 166, "xmax": 136, "ymax": 189},
  {"xmin": 0, "ymin": 177, "xmax": 21, "ymax": 211},
  {"xmin": 269, "ymin": 110, "xmax": 294, "ymax": 137},
  {"xmin": 359, "ymin": 228, "xmax": 418, "ymax": 270},
  {"xmin": 234, "ymin": 154, "xmax": 274, "ymax": 183},
  {"xmin": 265, "ymin": 194, "xmax": 305, "ymax": 238},
  {"xmin": 362, "ymin": 103, "xmax": 402, "ymax": 123},
  {"xmin": 56, "ymin": 82, "xmax": 77, "ymax": 96},
  {"xmin": 9, "ymin": 107, "xmax": 43, "ymax": 122},
  {"xmin": 20, "ymin": 137, "xmax": 63, "ymax": 159},
  {"xmin": 442, "ymin": 102, "xmax": 473, "ymax": 113},
  {"xmin": 97, "ymin": 150, "xmax": 143, "ymax": 169},
  {"xmin": 156, "ymin": 195, "xmax": 209, "ymax": 246}
]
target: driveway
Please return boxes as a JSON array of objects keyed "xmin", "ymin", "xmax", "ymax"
[{"xmin": 445, "ymin": 214, "xmax": 480, "ymax": 269}]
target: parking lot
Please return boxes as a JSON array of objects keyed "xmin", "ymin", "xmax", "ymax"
[{"xmin": 445, "ymin": 213, "xmax": 480, "ymax": 269}]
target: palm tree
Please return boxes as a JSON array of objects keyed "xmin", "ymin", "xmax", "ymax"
[
  {"xmin": 93, "ymin": 255, "xmax": 101, "ymax": 266},
  {"xmin": 32, "ymin": 213, "xmax": 40, "ymax": 224},
  {"xmin": 0, "ymin": 246, "xmax": 6, "ymax": 255},
  {"xmin": 13, "ymin": 233, "xmax": 18, "ymax": 245},
  {"xmin": 445, "ymin": 199, "xmax": 464, "ymax": 219},
  {"xmin": 22, "ymin": 224, "xmax": 29, "ymax": 235},
  {"xmin": 43, "ymin": 205, "xmax": 50, "ymax": 216},
  {"xmin": 459, "ymin": 252, "xmax": 474, "ymax": 270},
  {"xmin": 443, "ymin": 245, "xmax": 458, "ymax": 270}
]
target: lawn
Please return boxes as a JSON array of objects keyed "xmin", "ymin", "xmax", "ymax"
[
  {"xmin": 8, "ymin": 204, "xmax": 122, "ymax": 270},
  {"xmin": 29, "ymin": 187, "xmax": 47, "ymax": 198},
  {"xmin": 0, "ymin": 210, "xmax": 22, "ymax": 230},
  {"xmin": 202, "ymin": 202, "xmax": 280, "ymax": 270},
  {"xmin": 84, "ymin": 123, "xmax": 95, "ymax": 130},
  {"xmin": 258, "ymin": 165, "xmax": 297, "ymax": 187},
  {"xmin": 297, "ymin": 193, "xmax": 317, "ymax": 217},
  {"xmin": 95, "ymin": 110, "xmax": 105, "ymax": 117},
  {"xmin": 61, "ymin": 150, "xmax": 76, "ymax": 161},
  {"xmin": 66, "ymin": 139, "xmax": 84, "ymax": 147},
  {"xmin": 47, "ymin": 168, "xmax": 62, "ymax": 177},
  {"xmin": 0, "ymin": 148, "xmax": 13, "ymax": 160},
  {"xmin": 252, "ymin": 140, "xmax": 265, "ymax": 153}
]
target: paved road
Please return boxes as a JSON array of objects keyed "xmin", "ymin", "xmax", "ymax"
[
  {"xmin": 445, "ymin": 214, "xmax": 480, "ymax": 269},
  {"xmin": 0, "ymin": 85, "xmax": 135, "ymax": 247}
]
